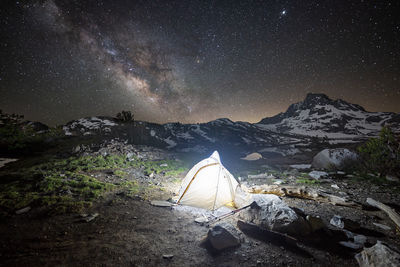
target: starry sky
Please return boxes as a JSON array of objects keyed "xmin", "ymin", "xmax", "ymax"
[{"xmin": 1, "ymin": 0, "xmax": 399, "ymax": 125}]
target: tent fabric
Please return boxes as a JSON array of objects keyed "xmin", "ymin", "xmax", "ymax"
[{"xmin": 177, "ymin": 151, "xmax": 239, "ymax": 210}]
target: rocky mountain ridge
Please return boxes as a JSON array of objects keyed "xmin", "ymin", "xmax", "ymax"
[
  {"xmin": 61, "ymin": 93, "xmax": 400, "ymax": 156},
  {"xmin": 257, "ymin": 93, "xmax": 400, "ymax": 139}
]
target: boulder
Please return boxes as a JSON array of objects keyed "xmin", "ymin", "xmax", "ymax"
[
  {"xmin": 238, "ymin": 194, "xmax": 311, "ymax": 236},
  {"xmin": 207, "ymin": 223, "xmax": 241, "ymax": 251},
  {"xmin": 355, "ymin": 241, "xmax": 400, "ymax": 267},
  {"xmin": 241, "ymin": 152, "xmax": 262, "ymax": 161},
  {"xmin": 312, "ymin": 148, "xmax": 358, "ymax": 170}
]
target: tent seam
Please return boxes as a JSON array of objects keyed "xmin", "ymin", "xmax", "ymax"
[{"xmin": 177, "ymin": 162, "xmax": 219, "ymax": 204}]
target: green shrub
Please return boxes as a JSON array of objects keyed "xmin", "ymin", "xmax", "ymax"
[{"xmin": 357, "ymin": 126, "xmax": 400, "ymax": 177}]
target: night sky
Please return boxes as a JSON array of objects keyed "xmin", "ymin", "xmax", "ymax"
[{"xmin": 1, "ymin": 0, "xmax": 399, "ymax": 125}]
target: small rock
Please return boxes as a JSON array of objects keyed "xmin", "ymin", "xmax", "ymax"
[
  {"xmin": 162, "ymin": 254, "xmax": 174, "ymax": 259},
  {"xmin": 15, "ymin": 206, "xmax": 31, "ymax": 215},
  {"xmin": 160, "ymin": 163, "xmax": 168, "ymax": 167},
  {"xmin": 73, "ymin": 145, "xmax": 81, "ymax": 153},
  {"xmin": 207, "ymin": 222, "xmax": 241, "ymax": 251},
  {"xmin": 330, "ymin": 215, "xmax": 360, "ymax": 231},
  {"xmin": 149, "ymin": 172, "xmax": 155, "ymax": 179},
  {"xmin": 84, "ymin": 213, "xmax": 99, "ymax": 222},
  {"xmin": 195, "ymin": 216, "xmax": 209, "ymax": 224},
  {"xmin": 386, "ymin": 175, "xmax": 399, "ymax": 182},
  {"xmin": 337, "ymin": 171, "xmax": 345, "ymax": 175},
  {"xmin": 150, "ymin": 200, "xmax": 173, "ymax": 207},
  {"xmin": 273, "ymin": 180, "xmax": 284, "ymax": 185},
  {"xmin": 330, "ymin": 215, "xmax": 344, "ymax": 229},
  {"xmin": 373, "ymin": 222, "xmax": 391, "ymax": 231},
  {"xmin": 331, "ymin": 184, "xmax": 340, "ymax": 189}
]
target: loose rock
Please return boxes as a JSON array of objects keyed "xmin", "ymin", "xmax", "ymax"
[
  {"xmin": 207, "ymin": 222, "xmax": 241, "ymax": 251},
  {"xmin": 331, "ymin": 184, "xmax": 340, "ymax": 189},
  {"xmin": 330, "ymin": 215, "xmax": 344, "ymax": 229},
  {"xmin": 355, "ymin": 241, "xmax": 400, "ymax": 267},
  {"xmin": 150, "ymin": 200, "xmax": 173, "ymax": 207},
  {"xmin": 195, "ymin": 216, "xmax": 209, "ymax": 224}
]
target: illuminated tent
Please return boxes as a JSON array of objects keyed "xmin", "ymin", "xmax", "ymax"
[{"xmin": 177, "ymin": 151, "xmax": 239, "ymax": 210}]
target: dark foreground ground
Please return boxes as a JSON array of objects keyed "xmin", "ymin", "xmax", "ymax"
[
  {"xmin": 1, "ymin": 142, "xmax": 400, "ymax": 267},
  {"xmin": 2, "ymin": 177, "xmax": 400, "ymax": 267},
  {"xmin": 0, "ymin": 195, "xmax": 354, "ymax": 267}
]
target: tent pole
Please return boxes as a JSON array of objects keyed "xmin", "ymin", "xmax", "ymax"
[
  {"xmin": 226, "ymin": 167, "xmax": 235, "ymax": 204},
  {"xmin": 211, "ymin": 164, "xmax": 222, "ymax": 212}
]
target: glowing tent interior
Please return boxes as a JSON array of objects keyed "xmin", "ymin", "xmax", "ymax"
[{"xmin": 177, "ymin": 151, "xmax": 240, "ymax": 210}]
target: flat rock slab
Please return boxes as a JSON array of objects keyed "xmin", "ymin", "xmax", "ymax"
[{"xmin": 150, "ymin": 200, "xmax": 173, "ymax": 207}]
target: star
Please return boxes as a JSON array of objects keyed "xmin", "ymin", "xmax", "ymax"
[{"xmin": 0, "ymin": 0, "xmax": 398, "ymax": 125}]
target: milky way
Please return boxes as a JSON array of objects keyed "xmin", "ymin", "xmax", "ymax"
[{"xmin": 0, "ymin": 0, "xmax": 399, "ymax": 125}]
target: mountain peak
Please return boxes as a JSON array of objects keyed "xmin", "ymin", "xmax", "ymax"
[
  {"xmin": 304, "ymin": 93, "xmax": 331, "ymax": 102},
  {"xmin": 258, "ymin": 92, "xmax": 367, "ymax": 125}
]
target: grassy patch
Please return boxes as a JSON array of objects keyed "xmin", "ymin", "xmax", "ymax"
[
  {"xmin": 114, "ymin": 170, "xmax": 128, "ymax": 178},
  {"xmin": 0, "ymin": 154, "xmax": 188, "ymax": 214},
  {"xmin": 296, "ymin": 178, "xmax": 320, "ymax": 184}
]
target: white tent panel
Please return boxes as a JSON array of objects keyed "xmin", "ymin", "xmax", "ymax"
[{"xmin": 177, "ymin": 151, "xmax": 239, "ymax": 210}]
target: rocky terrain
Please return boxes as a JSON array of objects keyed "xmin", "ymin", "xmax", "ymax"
[
  {"xmin": 1, "ymin": 95, "xmax": 400, "ymax": 266},
  {"xmin": 0, "ymin": 140, "xmax": 400, "ymax": 266}
]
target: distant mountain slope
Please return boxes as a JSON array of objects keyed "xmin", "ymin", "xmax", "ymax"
[
  {"xmin": 257, "ymin": 93, "xmax": 400, "ymax": 138},
  {"xmin": 63, "ymin": 117, "xmax": 302, "ymax": 153},
  {"xmin": 62, "ymin": 93, "xmax": 400, "ymax": 155}
]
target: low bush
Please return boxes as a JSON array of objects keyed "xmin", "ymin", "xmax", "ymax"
[{"xmin": 357, "ymin": 126, "xmax": 400, "ymax": 178}]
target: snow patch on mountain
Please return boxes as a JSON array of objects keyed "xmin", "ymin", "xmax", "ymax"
[
  {"xmin": 164, "ymin": 137, "xmax": 177, "ymax": 149},
  {"xmin": 191, "ymin": 125, "xmax": 216, "ymax": 142},
  {"xmin": 63, "ymin": 117, "xmax": 117, "ymax": 136},
  {"xmin": 257, "ymin": 93, "xmax": 399, "ymax": 138}
]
